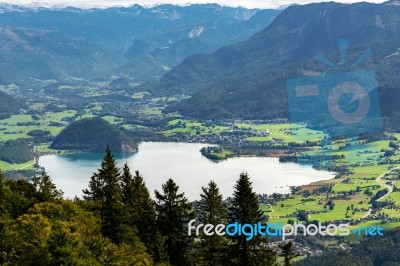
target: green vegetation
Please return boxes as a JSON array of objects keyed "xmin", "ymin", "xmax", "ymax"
[
  {"xmin": 162, "ymin": 119, "xmax": 230, "ymax": 137},
  {"xmin": 0, "ymin": 171, "xmax": 153, "ymax": 265},
  {"xmin": 198, "ymin": 180, "xmax": 228, "ymax": 265},
  {"xmin": 0, "ymin": 111, "xmax": 76, "ymax": 142},
  {"xmin": 0, "ymin": 160, "xmax": 35, "ymax": 171},
  {"xmin": 0, "ymin": 140, "xmax": 34, "ymax": 164},
  {"xmin": 0, "ymin": 145, "xmax": 306, "ymax": 265},
  {"xmin": 200, "ymin": 146, "xmax": 233, "ymax": 160},
  {"xmin": 0, "ymin": 91, "xmax": 25, "ymax": 117},
  {"xmin": 51, "ymin": 117, "xmax": 137, "ymax": 152},
  {"xmin": 236, "ymin": 123, "xmax": 325, "ymax": 143},
  {"xmin": 297, "ymin": 230, "xmax": 400, "ymax": 266},
  {"xmin": 1, "ymin": 138, "xmax": 400, "ymax": 265},
  {"xmin": 228, "ymin": 173, "xmax": 277, "ymax": 266},
  {"xmin": 261, "ymin": 133, "xmax": 400, "ymax": 241}
]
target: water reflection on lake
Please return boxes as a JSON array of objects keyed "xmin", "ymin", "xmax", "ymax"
[{"xmin": 39, "ymin": 142, "xmax": 335, "ymax": 200}]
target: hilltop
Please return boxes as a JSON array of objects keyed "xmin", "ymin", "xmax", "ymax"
[{"xmin": 51, "ymin": 117, "xmax": 137, "ymax": 152}]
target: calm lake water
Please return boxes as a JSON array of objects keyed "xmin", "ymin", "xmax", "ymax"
[{"xmin": 38, "ymin": 142, "xmax": 335, "ymax": 200}]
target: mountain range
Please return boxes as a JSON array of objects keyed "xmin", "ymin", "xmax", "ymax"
[
  {"xmin": 0, "ymin": 4, "xmax": 279, "ymax": 84},
  {"xmin": 145, "ymin": 2, "xmax": 400, "ymax": 130}
]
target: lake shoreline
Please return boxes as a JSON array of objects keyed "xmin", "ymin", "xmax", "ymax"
[{"xmin": 39, "ymin": 141, "xmax": 336, "ymax": 200}]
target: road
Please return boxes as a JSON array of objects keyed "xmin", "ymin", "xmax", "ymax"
[
  {"xmin": 266, "ymin": 203, "xmax": 275, "ymax": 218},
  {"xmin": 361, "ymin": 208, "xmax": 372, "ymax": 219},
  {"xmin": 375, "ymin": 166, "xmax": 399, "ymax": 202},
  {"xmin": 360, "ymin": 166, "xmax": 399, "ymax": 219}
]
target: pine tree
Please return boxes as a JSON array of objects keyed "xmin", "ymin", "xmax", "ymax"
[
  {"xmin": 0, "ymin": 171, "xmax": 5, "ymax": 216},
  {"xmin": 121, "ymin": 163, "xmax": 133, "ymax": 205},
  {"xmin": 228, "ymin": 172, "xmax": 277, "ymax": 266},
  {"xmin": 121, "ymin": 164, "xmax": 156, "ymax": 253},
  {"xmin": 279, "ymin": 241, "xmax": 299, "ymax": 266},
  {"xmin": 32, "ymin": 172, "xmax": 63, "ymax": 202},
  {"xmin": 82, "ymin": 172, "xmax": 103, "ymax": 202},
  {"xmin": 83, "ymin": 145, "xmax": 125, "ymax": 244},
  {"xmin": 198, "ymin": 180, "xmax": 228, "ymax": 265},
  {"xmin": 100, "ymin": 146, "xmax": 124, "ymax": 243},
  {"xmin": 155, "ymin": 178, "xmax": 194, "ymax": 266}
]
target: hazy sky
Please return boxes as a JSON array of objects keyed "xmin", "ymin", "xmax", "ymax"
[{"xmin": 0, "ymin": 0, "xmax": 386, "ymax": 9}]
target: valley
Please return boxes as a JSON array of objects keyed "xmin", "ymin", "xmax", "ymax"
[
  {"xmin": 1, "ymin": 75, "xmax": 399, "ymax": 247},
  {"xmin": 0, "ymin": 2, "xmax": 400, "ymax": 264}
]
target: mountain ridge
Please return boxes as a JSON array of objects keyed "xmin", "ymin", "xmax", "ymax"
[
  {"xmin": 0, "ymin": 4, "xmax": 279, "ymax": 84},
  {"xmin": 150, "ymin": 2, "xmax": 400, "ymax": 130}
]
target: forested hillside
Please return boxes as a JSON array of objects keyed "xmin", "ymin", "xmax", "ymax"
[
  {"xmin": 51, "ymin": 117, "xmax": 136, "ymax": 152},
  {"xmin": 148, "ymin": 2, "xmax": 400, "ymax": 129},
  {"xmin": 296, "ymin": 230, "xmax": 400, "ymax": 266},
  {"xmin": 0, "ymin": 91, "xmax": 25, "ymax": 118},
  {"xmin": 0, "ymin": 4, "xmax": 279, "ymax": 83},
  {"xmin": 0, "ymin": 140, "xmax": 34, "ymax": 164}
]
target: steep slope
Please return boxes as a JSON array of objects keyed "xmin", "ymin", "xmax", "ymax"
[
  {"xmin": 119, "ymin": 7, "xmax": 279, "ymax": 80},
  {"xmin": 156, "ymin": 2, "xmax": 400, "ymax": 127},
  {"xmin": 151, "ymin": 2, "xmax": 400, "ymax": 95},
  {"xmin": 0, "ymin": 26, "xmax": 116, "ymax": 84},
  {"xmin": 0, "ymin": 4, "xmax": 279, "ymax": 83}
]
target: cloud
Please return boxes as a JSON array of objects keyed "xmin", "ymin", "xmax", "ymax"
[{"xmin": 0, "ymin": 0, "xmax": 386, "ymax": 9}]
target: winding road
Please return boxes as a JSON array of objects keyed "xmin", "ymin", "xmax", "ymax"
[
  {"xmin": 375, "ymin": 166, "xmax": 399, "ymax": 202},
  {"xmin": 360, "ymin": 166, "xmax": 399, "ymax": 219}
]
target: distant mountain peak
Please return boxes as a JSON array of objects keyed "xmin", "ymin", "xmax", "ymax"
[
  {"xmin": 277, "ymin": 4, "xmax": 298, "ymax": 10},
  {"xmin": 384, "ymin": 0, "xmax": 400, "ymax": 5},
  {"xmin": 158, "ymin": 1, "xmax": 400, "ymax": 123}
]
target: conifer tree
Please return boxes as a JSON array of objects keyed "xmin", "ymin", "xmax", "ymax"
[
  {"xmin": 279, "ymin": 241, "xmax": 299, "ymax": 266},
  {"xmin": 99, "ymin": 146, "xmax": 124, "ymax": 243},
  {"xmin": 198, "ymin": 180, "xmax": 228, "ymax": 265},
  {"xmin": 32, "ymin": 172, "xmax": 63, "ymax": 202},
  {"xmin": 155, "ymin": 178, "xmax": 194, "ymax": 266},
  {"xmin": 121, "ymin": 164, "xmax": 156, "ymax": 252},
  {"xmin": 82, "ymin": 172, "xmax": 103, "ymax": 202},
  {"xmin": 228, "ymin": 172, "xmax": 277, "ymax": 266},
  {"xmin": 83, "ymin": 145, "xmax": 124, "ymax": 244},
  {"xmin": 0, "ymin": 171, "xmax": 5, "ymax": 216},
  {"xmin": 121, "ymin": 163, "xmax": 133, "ymax": 205}
]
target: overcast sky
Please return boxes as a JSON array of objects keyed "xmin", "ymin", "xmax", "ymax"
[{"xmin": 0, "ymin": 0, "xmax": 386, "ymax": 9}]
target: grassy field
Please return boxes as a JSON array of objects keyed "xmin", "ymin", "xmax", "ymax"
[
  {"xmin": 161, "ymin": 119, "xmax": 230, "ymax": 136},
  {"xmin": 0, "ymin": 160, "xmax": 35, "ymax": 171},
  {"xmin": 0, "ymin": 111, "xmax": 133, "ymax": 144},
  {"xmin": 0, "ymin": 111, "xmax": 78, "ymax": 141},
  {"xmin": 1, "ymin": 110, "xmax": 399, "ymax": 238},
  {"xmin": 261, "ymin": 133, "xmax": 400, "ymax": 230},
  {"xmin": 263, "ymin": 193, "xmax": 371, "ymax": 224},
  {"xmin": 236, "ymin": 123, "xmax": 326, "ymax": 143}
]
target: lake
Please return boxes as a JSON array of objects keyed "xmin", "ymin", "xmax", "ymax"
[{"xmin": 38, "ymin": 142, "xmax": 336, "ymax": 200}]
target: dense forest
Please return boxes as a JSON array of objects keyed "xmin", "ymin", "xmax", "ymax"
[
  {"xmin": 51, "ymin": 117, "xmax": 137, "ymax": 152},
  {"xmin": 0, "ymin": 140, "xmax": 34, "ymax": 164},
  {"xmin": 0, "ymin": 145, "xmax": 279, "ymax": 265},
  {"xmin": 0, "ymin": 91, "xmax": 25, "ymax": 119},
  {"xmin": 0, "ymin": 146, "xmax": 399, "ymax": 265},
  {"xmin": 297, "ymin": 231, "xmax": 400, "ymax": 266}
]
